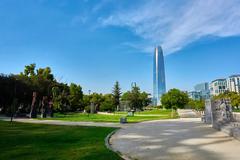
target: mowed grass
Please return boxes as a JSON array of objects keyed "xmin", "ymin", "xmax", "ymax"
[
  {"xmin": 0, "ymin": 121, "xmax": 122, "ymax": 160},
  {"xmin": 117, "ymin": 109, "xmax": 175, "ymax": 115},
  {"xmin": 49, "ymin": 109, "xmax": 178, "ymax": 123}
]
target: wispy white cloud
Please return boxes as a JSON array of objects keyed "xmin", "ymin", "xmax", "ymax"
[{"xmin": 99, "ymin": 0, "xmax": 240, "ymax": 55}]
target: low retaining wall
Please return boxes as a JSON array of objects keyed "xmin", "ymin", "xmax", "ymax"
[
  {"xmin": 204, "ymin": 99, "xmax": 240, "ymax": 141},
  {"xmin": 232, "ymin": 112, "xmax": 240, "ymax": 122}
]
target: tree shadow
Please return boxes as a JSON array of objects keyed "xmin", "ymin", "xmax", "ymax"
[{"xmin": 111, "ymin": 119, "xmax": 240, "ymax": 160}]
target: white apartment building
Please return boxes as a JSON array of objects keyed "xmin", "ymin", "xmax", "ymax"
[
  {"xmin": 210, "ymin": 79, "xmax": 227, "ymax": 96},
  {"xmin": 227, "ymin": 75, "xmax": 240, "ymax": 93}
]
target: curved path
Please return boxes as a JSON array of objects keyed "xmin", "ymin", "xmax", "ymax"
[{"xmin": 110, "ymin": 118, "xmax": 240, "ymax": 160}]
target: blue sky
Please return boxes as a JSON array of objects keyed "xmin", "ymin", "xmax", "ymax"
[{"xmin": 0, "ymin": 0, "xmax": 240, "ymax": 94}]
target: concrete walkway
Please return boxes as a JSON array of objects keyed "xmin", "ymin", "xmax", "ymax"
[
  {"xmin": 177, "ymin": 109, "xmax": 199, "ymax": 118},
  {"xmin": 110, "ymin": 118, "xmax": 240, "ymax": 160},
  {"xmin": 0, "ymin": 117, "xmax": 130, "ymax": 128}
]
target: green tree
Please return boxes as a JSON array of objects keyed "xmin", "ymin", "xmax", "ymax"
[
  {"xmin": 23, "ymin": 63, "xmax": 36, "ymax": 77},
  {"xmin": 121, "ymin": 91, "xmax": 131, "ymax": 102},
  {"xmin": 82, "ymin": 95, "xmax": 91, "ymax": 108},
  {"xmin": 68, "ymin": 83, "xmax": 83, "ymax": 111},
  {"xmin": 100, "ymin": 94, "xmax": 115, "ymax": 112},
  {"xmin": 161, "ymin": 88, "xmax": 189, "ymax": 110},
  {"xmin": 52, "ymin": 86, "xmax": 61, "ymax": 110},
  {"xmin": 188, "ymin": 99, "xmax": 205, "ymax": 111},
  {"xmin": 130, "ymin": 85, "xmax": 141, "ymax": 110},
  {"xmin": 121, "ymin": 85, "xmax": 149, "ymax": 110},
  {"xmin": 214, "ymin": 91, "xmax": 240, "ymax": 109},
  {"xmin": 37, "ymin": 67, "xmax": 54, "ymax": 81},
  {"xmin": 51, "ymin": 83, "xmax": 70, "ymax": 112},
  {"xmin": 140, "ymin": 92, "xmax": 151, "ymax": 107},
  {"xmin": 112, "ymin": 81, "xmax": 121, "ymax": 110},
  {"xmin": 90, "ymin": 93, "xmax": 104, "ymax": 111}
]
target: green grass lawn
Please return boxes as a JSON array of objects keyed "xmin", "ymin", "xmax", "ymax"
[
  {"xmin": 0, "ymin": 121, "xmax": 122, "ymax": 160},
  {"xmin": 48, "ymin": 109, "xmax": 178, "ymax": 123},
  {"xmin": 116, "ymin": 109, "xmax": 175, "ymax": 115}
]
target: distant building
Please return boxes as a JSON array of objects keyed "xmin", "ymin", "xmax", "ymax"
[
  {"xmin": 153, "ymin": 46, "xmax": 166, "ymax": 106},
  {"xmin": 188, "ymin": 82, "xmax": 210, "ymax": 100},
  {"xmin": 192, "ymin": 74, "xmax": 240, "ymax": 98},
  {"xmin": 188, "ymin": 91, "xmax": 201, "ymax": 100},
  {"xmin": 210, "ymin": 79, "xmax": 227, "ymax": 96},
  {"xmin": 227, "ymin": 75, "xmax": 240, "ymax": 93},
  {"xmin": 194, "ymin": 82, "xmax": 209, "ymax": 92},
  {"xmin": 194, "ymin": 82, "xmax": 210, "ymax": 99}
]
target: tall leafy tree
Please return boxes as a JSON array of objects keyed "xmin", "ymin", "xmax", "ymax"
[
  {"xmin": 100, "ymin": 94, "xmax": 115, "ymax": 112},
  {"xmin": 68, "ymin": 83, "xmax": 83, "ymax": 111},
  {"xmin": 90, "ymin": 93, "xmax": 104, "ymax": 111},
  {"xmin": 161, "ymin": 88, "xmax": 189, "ymax": 110},
  {"xmin": 130, "ymin": 85, "xmax": 141, "ymax": 110},
  {"xmin": 121, "ymin": 85, "xmax": 150, "ymax": 110}
]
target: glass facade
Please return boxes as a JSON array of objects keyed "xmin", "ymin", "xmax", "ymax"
[
  {"xmin": 194, "ymin": 82, "xmax": 210, "ymax": 99},
  {"xmin": 153, "ymin": 46, "xmax": 166, "ymax": 106}
]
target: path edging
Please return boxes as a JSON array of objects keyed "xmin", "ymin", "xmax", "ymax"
[{"xmin": 105, "ymin": 128, "xmax": 134, "ymax": 160}]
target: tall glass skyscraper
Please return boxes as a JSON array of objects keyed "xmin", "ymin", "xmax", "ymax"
[{"xmin": 153, "ymin": 46, "xmax": 166, "ymax": 106}]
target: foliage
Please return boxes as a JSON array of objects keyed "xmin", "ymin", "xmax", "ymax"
[
  {"xmin": 90, "ymin": 93, "xmax": 104, "ymax": 111},
  {"xmin": 161, "ymin": 88, "xmax": 189, "ymax": 110},
  {"xmin": 121, "ymin": 85, "xmax": 151, "ymax": 110},
  {"xmin": 188, "ymin": 99, "xmax": 205, "ymax": 111},
  {"xmin": 100, "ymin": 94, "xmax": 115, "ymax": 112},
  {"xmin": 140, "ymin": 92, "xmax": 152, "ymax": 107},
  {"xmin": 0, "ymin": 64, "xmax": 84, "ymax": 115},
  {"xmin": 0, "ymin": 63, "xmax": 153, "ymax": 116},
  {"xmin": 214, "ymin": 91, "xmax": 240, "ymax": 109},
  {"xmin": 68, "ymin": 83, "xmax": 83, "ymax": 111}
]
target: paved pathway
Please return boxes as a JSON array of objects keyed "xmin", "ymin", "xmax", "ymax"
[
  {"xmin": 110, "ymin": 118, "xmax": 240, "ymax": 160},
  {"xmin": 0, "ymin": 117, "xmax": 130, "ymax": 128},
  {"xmin": 177, "ymin": 109, "xmax": 199, "ymax": 118}
]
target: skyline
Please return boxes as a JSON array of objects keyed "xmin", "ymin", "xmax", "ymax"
[{"xmin": 1, "ymin": 0, "xmax": 240, "ymax": 94}]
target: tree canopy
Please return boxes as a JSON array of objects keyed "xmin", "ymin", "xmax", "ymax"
[
  {"xmin": 0, "ymin": 64, "xmax": 84, "ymax": 114},
  {"xmin": 0, "ymin": 63, "xmax": 152, "ymax": 116},
  {"xmin": 161, "ymin": 88, "xmax": 189, "ymax": 110},
  {"xmin": 214, "ymin": 91, "xmax": 240, "ymax": 109},
  {"xmin": 121, "ymin": 85, "xmax": 151, "ymax": 110}
]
